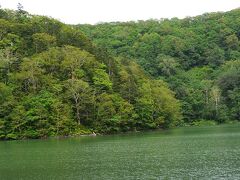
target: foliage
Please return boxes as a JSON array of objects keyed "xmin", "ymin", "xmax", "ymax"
[
  {"xmin": 2, "ymin": 7, "xmax": 240, "ymax": 140},
  {"xmin": 79, "ymin": 8, "xmax": 240, "ymax": 124},
  {"xmin": 0, "ymin": 8, "xmax": 182, "ymax": 139}
]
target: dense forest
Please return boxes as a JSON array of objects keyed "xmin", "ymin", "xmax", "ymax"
[
  {"xmin": 0, "ymin": 6, "xmax": 181, "ymax": 140},
  {"xmin": 0, "ymin": 6, "xmax": 239, "ymax": 140},
  {"xmin": 79, "ymin": 8, "xmax": 240, "ymax": 124}
]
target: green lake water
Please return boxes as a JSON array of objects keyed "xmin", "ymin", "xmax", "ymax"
[{"xmin": 0, "ymin": 124, "xmax": 240, "ymax": 179}]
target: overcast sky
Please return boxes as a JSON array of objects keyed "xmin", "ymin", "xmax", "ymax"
[{"xmin": 0, "ymin": 0, "xmax": 240, "ymax": 24}]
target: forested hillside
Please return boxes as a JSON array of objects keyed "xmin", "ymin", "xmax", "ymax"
[
  {"xmin": 79, "ymin": 8, "xmax": 240, "ymax": 123},
  {"xmin": 0, "ymin": 7, "xmax": 181, "ymax": 140},
  {"xmin": 1, "ymin": 6, "xmax": 239, "ymax": 140}
]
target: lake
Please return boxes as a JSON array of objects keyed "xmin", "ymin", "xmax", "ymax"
[{"xmin": 0, "ymin": 124, "xmax": 240, "ymax": 179}]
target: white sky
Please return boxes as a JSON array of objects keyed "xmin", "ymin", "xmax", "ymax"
[{"xmin": 0, "ymin": 0, "xmax": 240, "ymax": 24}]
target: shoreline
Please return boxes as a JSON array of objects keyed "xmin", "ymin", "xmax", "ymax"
[{"xmin": 1, "ymin": 122, "xmax": 239, "ymax": 141}]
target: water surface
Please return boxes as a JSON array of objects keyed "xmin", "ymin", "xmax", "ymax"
[{"xmin": 0, "ymin": 124, "xmax": 240, "ymax": 179}]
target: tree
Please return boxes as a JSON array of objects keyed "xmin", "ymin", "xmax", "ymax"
[
  {"xmin": 95, "ymin": 93, "xmax": 136, "ymax": 132},
  {"xmin": 58, "ymin": 26, "xmax": 92, "ymax": 51},
  {"xmin": 65, "ymin": 79, "xmax": 92, "ymax": 125},
  {"xmin": 136, "ymin": 80, "xmax": 182, "ymax": 128},
  {"xmin": 0, "ymin": 48, "xmax": 17, "ymax": 84},
  {"xmin": 203, "ymin": 44, "xmax": 225, "ymax": 67},
  {"xmin": 17, "ymin": 3, "xmax": 24, "ymax": 13},
  {"xmin": 16, "ymin": 3, "xmax": 28, "ymax": 22},
  {"xmin": 228, "ymin": 88, "xmax": 240, "ymax": 120},
  {"xmin": 216, "ymin": 60, "xmax": 240, "ymax": 121},
  {"xmin": 0, "ymin": 19, "xmax": 11, "ymax": 40},
  {"xmin": 156, "ymin": 54, "xmax": 180, "ymax": 77},
  {"xmin": 61, "ymin": 46, "xmax": 90, "ymax": 79},
  {"xmin": 16, "ymin": 57, "xmax": 43, "ymax": 93},
  {"xmin": 93, "ymin": 66, "xmax": 112, "ymax": 91},
  {"xmin": 0, "ymin": 82, "xmax": 14, "ymax": 139},
  {"xmin": 210, "ymin": 86, "xmax": 221, "ymax": 117},
  {"xmin": 8, "ymin": 91, "xmax": 74, "ymax": 138},
  {"xmin": 225, "ymin": 34, "xmax": 239, "ymax": 50},
  {"xmin": 32, "ymin": 33, "xmax": 56, "ymax": 53}
]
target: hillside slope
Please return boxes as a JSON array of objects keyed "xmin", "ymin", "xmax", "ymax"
[
  {"xmin": 0, "ymin": 8, "xmax": 181, "ymax": 140},
  {"xmin": 79, "ymin": 8, "xmax": 240, "ymax": 123}
]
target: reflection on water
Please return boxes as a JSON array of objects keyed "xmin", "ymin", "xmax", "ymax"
[{"xmin": 0, "ymin": 124, "xmax": 240, "ymax": 179}]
